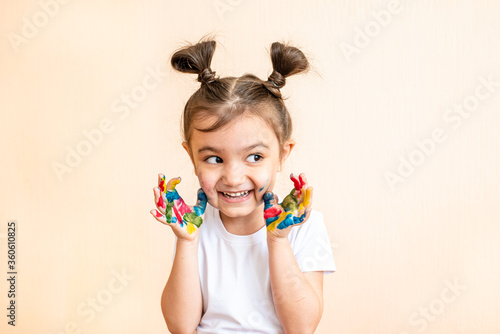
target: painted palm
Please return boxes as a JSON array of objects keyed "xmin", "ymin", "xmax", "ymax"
[
  {"xmin": 152, "ymin": 175, "xmax": 207, "ymax": 235},
  {"xmin": 264, "ymin": 173, "xmax": 313, "ymax": 232}
]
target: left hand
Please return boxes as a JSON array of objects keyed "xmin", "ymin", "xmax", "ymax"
[
  {"xmin": 150, "ymin": 174, "xmax": 207, "ymax": 239},
  {"xmin": 263, "ymin": 173, "xmax": 313, "ymax": 239}
]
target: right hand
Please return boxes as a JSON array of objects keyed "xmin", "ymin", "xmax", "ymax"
[{"xmin": 150, "ymin": 174, "xmax": 207, "ymax": 241}]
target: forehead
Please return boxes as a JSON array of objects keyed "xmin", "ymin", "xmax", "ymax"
[{"xmin": 190, "ymin": 116, "xmax": 279, "ymax": 152}]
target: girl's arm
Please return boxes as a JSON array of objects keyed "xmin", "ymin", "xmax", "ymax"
[
  {"xmin": 161, "ymin": 238, "xmax": 202, "ymax": 334},
  {"xmin": 264, "ymin": 173, "xmax": 323, "ymax": 333},
  {"xmin": 150, "ymin": 175, "xmax": 207, "ymax": 334},
  {"xmin": 268, "ymin": 238, "xmax": 324, "ymax": 334}
]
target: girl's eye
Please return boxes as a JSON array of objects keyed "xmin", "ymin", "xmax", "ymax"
[
  {"xmin": 205, "ymin": 156, "xmax": 223, "ymax": 164},
  {"xmin": 246, "ymin": 154, "xmax": 263, "ymax": 163}
]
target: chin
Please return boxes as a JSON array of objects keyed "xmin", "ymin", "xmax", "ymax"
[
  {"xmin": 218, "ymin": 203, "xmax": 263, "ymax": 219},
  {"xmin": 219, "ymin": 207, "xmax": 254, "ymax": 218}
]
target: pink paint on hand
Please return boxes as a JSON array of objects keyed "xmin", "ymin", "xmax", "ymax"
[
  {"xmin": 152, "ymin": 175, "xmax": 208, "ymax": 235},
  {"xmin": 177, "ymin": 199, "xmax": 193, "ymax": 215},
  {"xmin": 173, "ymin": 205, "xmax": 184, "ymax": 224},
  {"xmin": 157, "ymin": 194, "xmax": 166, "ymax": 209}
]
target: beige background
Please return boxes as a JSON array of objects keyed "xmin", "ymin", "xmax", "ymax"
[{"xmin": 1, "ymin": 0, "xmax": 499, "ymax": 333}]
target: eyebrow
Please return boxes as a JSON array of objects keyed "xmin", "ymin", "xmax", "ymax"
[{"xmin": 197, "ymin": 142, "xmax": 270, "ymax": 154}]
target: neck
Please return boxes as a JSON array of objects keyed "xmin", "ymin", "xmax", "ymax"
[{"xmin": 219, "ymin": 203, "xmax": 266, "ymax": 236}]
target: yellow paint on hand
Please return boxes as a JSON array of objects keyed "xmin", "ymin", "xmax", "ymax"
[
  {"xmin": 303, "ymin": 188, "xmax": 312, "ymax": 207},
  {"xmin": 186, "ymin": 222, "xmax": 196, "ymax": 235},
  {"xmin": 297, "ymin": 189, "xmax": 311, "ymax": 216},
  {"xmin": 267, "ymin": 211, "xmax": 289, "ymax": 231},
  {"xmin": 170, "ymin": 178, "xmax": 180, "ymax": 191}
]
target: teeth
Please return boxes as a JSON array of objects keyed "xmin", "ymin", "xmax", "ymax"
[{"xmin": 223, "ymin": 191, "xmax": 249, "ymax": 198}]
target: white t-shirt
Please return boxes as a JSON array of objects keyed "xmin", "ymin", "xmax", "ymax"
[{"xmin": 174, "ymin": 204, "xmax": 336, "ymax": 333}]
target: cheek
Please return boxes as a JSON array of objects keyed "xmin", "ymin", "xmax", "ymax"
[
  {"xmin": 197, "ymin": 171, "xmax": 217, "ymax": 198},
  {"xmin": 257, "ymin": 179, "xmax": 271, "ymax": 195},
  {"xmin": 254, "ymin": 168, "xmax": 274, "ymax": 194}
]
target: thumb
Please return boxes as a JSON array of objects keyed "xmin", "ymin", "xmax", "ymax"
[
  {"xmin": 165, "ymin": 177, "xmax": 182, "ymax": 202},
  {"xmin": 263, "ymin": 192, "xmax": 277, "ymax": 209},
  {"xmin": 166, "ymin": 177, "xmax": 181, "ymax": 192},
  {"xmin": 193, "ymin": 188, "xmax": 208, "ymax": 216}
]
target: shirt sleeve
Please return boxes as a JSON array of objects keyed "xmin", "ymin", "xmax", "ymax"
[{"xmin": 289, "ymin": 210, "xmax": 336, "ymax": 274}]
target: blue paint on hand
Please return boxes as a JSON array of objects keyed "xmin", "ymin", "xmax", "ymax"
[{"xmin": 194, "ymin": 188, "xmax": 208, "ymax": 216}]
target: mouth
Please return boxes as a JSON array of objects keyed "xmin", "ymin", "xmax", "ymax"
[
  {"xmin": 218, "ymin": 190, "xmax": 253, "ymax": 202},
  {"xmin": 222, "ymin": 190, "xmax": 250, "ymax": 198}
]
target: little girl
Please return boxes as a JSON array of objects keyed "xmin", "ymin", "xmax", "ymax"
[{"xmin": 150, "ymin": 37, "xmax": 336, "ymax": 334}]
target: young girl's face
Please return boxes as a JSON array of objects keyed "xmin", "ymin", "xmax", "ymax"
[{"xmin": 184, "ymin": 115, "xmax": 293, "ymax": 221}]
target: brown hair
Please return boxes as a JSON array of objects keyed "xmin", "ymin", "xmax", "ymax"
[{"xmin": 170, "ymin": 37, "xmax": 309, "ymax": 157}]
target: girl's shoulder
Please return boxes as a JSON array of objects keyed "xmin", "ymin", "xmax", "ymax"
[
  {"xmin": 288, "ymin": 209, "xmax": 336, "ymax": 273},
  {"xmin": 288, "ymin": 209, "xmax": 328, "ymax": 244},
  {"xmin": 291, "ymin": 209, "xmax": 326, "ymax": 233}
]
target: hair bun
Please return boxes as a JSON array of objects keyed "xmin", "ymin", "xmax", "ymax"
[
  {"xmin": 198, "ymin": 68, "xmax": 217, "ymax": 85},
  {"xmin": 267, "ymin": 70, "xmax": 285, "ymax": 89},
  {"xmin": 171, "ymin": 39, "xmax": 218, "ymax": 85},
  {"xmin": 267, "ymin": 42, "xmax": 309, "ymax": 91}
]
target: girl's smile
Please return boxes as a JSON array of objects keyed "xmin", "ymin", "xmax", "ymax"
[{"xmin": 219, "ymin": 190, "xmax": 253, "ymax": 202}]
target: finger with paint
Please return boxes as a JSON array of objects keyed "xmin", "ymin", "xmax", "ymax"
[
  {"xmin": 263, "ymin": 173, "xmax": 313, "ymax": 233},
  {"xmin": 150, "ymin": 174, "xmax": 208, "ymax": 236},
  {"xmin": 290, "ymin": 173, "xmax": 312, "ymax": 220}
]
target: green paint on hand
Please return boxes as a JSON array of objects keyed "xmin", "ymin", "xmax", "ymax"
[{"xmin": 184, "ymin": 212, "xmax": 203, "ymax": 228}]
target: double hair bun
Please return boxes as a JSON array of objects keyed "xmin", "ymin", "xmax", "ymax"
[{"xmin": 171, "ymin": 38, "xmax": 309, "ymax": 97}]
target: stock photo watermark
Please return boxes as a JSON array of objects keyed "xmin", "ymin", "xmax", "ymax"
[
  {"xmin": 340, "ymin": 0, "xmax": 402, "ymax": 63},
  {"xmin": 213, "ymin": 0, "xmax": 243, "ymax": 20},
  {"xmin": 49, "ymin": 267, "xmax": 135, "ymax": 334},
  {"xmin": 51, "ymin": 63, "xmax": 168, "ymax": 182},
  {"xmin": 245, "ymin": 235, "xmax": 336, "ymax": 329},
  {"xmin": 397, "ymin": 278, "xmax": 467, "ymax": 334},
  {"xmin": 7, "ymin": 0, "xmax": 72, "ymax": 54},
  {"xmin": 6, "ymin": 221, "xmax": 17, "ymax": 326},
  {"xmin": 385, "ymin": 74, "xmax": 499, "ymax": 191}
]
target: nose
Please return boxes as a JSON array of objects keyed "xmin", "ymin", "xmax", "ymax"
[{"xmin": 222, "ymin": 161, "xmax": 246, "ymax": 187}]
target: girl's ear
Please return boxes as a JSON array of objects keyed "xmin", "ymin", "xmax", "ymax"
[
  {"xmin": 182, "ymin": 142, "xmax": 198, "ymax": 176},
  {"xmin": 182, "ymin": 141, "xmax": 191, "ymax": 155},
  {"xmin": 281, "ymin": 139, "xmax": 296, "ymax": 163}
]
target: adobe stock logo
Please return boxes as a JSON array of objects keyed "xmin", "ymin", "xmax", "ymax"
[
  {"xmin": 213, "ymin": 0, "xmax": 242, "ymax": 20},
  {"xmin": 49, "ymin": 267, "xmax": 135, "ymax": 334},
  {"xmin": 385, "ymin": 74, "xmax": 499, "ymax": 191},
  {"xmin": 397, "ymin": 278, "xmax": 466, "ymax": 334},
  {"xmin": 51, "ymin": 63, "xmax": 168, "ymax": 182},
  {"xmin": 340, "ymin": 0, "xmax": 403, "ymax": 63},
  {"xmin": 7, "ymin": 0, "xmax": 72, "ymax": 54}
]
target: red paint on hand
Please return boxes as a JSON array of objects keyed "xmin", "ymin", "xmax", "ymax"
[
  {"xmin": 177, "ymin": 199, "xmax": 193, "ymax": 215},
  {"xmin": 291, "ymin": 174, "xmax": 302, "ymax": 190},
  {"xmin": 157, "ymin": 194, "xmax": 166, "ymax": 209},
  {"xmin": 299, "ymin": 174, "xmax": 306, "ymax": 187},
  {"xmin": 173, "ymin": 204, "xmax": 184, "ymax": 223},
  {"xmin": 159, "ymin": 178, "xmax": 166, "ymax": 193},
  {"xmin": 154, "ymin": 209, "xmax": 163, "ymax": 218},
  {"xmin": 264, "ymin": 206, "xmax": 283, "ymax": 219}
]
